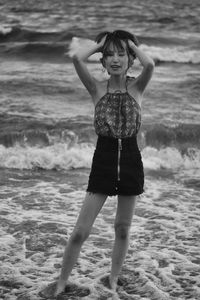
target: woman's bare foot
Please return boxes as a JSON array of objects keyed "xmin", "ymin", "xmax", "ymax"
[
  {"xmin": 54, "ymin": 281, "xmax": 66, "ymax": 296},
  {"xmin": 39, "ymin": 281, "xmax": 65, "ymax": 298},
  {"xmin": 100, "ymin": 275, "xmax": 117, "ymax": 292}
]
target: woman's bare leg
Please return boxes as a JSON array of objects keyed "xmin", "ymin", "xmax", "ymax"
[
  {"xmin": 41, "ymin": 192, "xmax": 107, "ymax": 297},
  {"xmin": 109, "ymin": 195, "xmax": 137, "ymax": 290},
  {"xmin": 55, "ymin": 192, "xmax": 107, "ymax": 294}
]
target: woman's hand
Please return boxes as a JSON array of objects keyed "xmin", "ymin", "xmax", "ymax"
[
  {"xmin": 96, "ymin": 34, "xmax": 107, "ymax": 52},
  {"xmin": 95, "ymin": 31, "xmax": 109, "ymax": 52},
  {"xmin": 128, "ymin": 39, "xmax": 137, "ymax": 50}
]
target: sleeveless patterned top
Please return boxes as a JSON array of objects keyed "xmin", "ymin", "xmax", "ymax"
[{"xmin": 94, "ymin": 78, "xmax": 141, "ymax": 139}]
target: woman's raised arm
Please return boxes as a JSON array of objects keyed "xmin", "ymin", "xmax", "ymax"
[
  {"xmin": 72, "ymin": 37, "xmax": 105, "ymax": 97},
  {"xmin": 128, "ymin": 40, "xmax": 155, "ymax": 94}
]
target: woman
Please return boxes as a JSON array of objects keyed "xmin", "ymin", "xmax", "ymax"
[{"xmin": 40, "ymin": 30, "xmax": 154, "ymax": 298}]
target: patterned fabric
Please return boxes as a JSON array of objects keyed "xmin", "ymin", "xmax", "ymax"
[{"xmin": 94, "ymin": 91, "xmax": 141, "ymax": 138}]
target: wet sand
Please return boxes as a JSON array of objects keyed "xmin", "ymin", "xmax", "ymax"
[{"xmin": 0, "ymin": 169, "xmax": 199, "ymax": 300}]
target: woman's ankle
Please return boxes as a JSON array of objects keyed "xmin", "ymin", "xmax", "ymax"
[
  {"xmin": 55, "ymin": 280, "xmax": 66, "ymax": 295},
  {"xmin": 108, "ymin": 275, "xmax": 118, "ymax": 291}
]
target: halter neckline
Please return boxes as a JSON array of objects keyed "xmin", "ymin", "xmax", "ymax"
[{"xmin": 107, "ymin": 77, "xmax": 128, "ymax": 93}]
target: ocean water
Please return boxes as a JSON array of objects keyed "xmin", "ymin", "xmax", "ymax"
[{"xmin": 0, "ymin": 0, "xmax": 200, "ymax": 299}]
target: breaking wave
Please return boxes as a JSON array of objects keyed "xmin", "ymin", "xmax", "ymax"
[
  {"xmin": 0, "ymin": 27, "xmax": 199, "ymax": 64},
  {"xmin": 0, "ymin": 115, "xmax": 199, "ymax": 172}
]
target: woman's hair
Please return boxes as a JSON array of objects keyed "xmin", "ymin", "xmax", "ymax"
[{"xmin": 95, "ymin": 30, "xmax": 139, "ymax": 65}]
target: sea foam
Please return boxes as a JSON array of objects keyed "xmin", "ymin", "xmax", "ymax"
[
  {"xmin": 142, "ymin": 146, "xmax": 200, "ymax": 171},
  {"xmin": 0, "ymin": 143, "xmax": 199, "ymax": 173},
  {"xmin": 0, "ymin": 143, "xmax": 94, "ymax": 170}
]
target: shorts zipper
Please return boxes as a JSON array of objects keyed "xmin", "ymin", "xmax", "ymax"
[{"xmin": 117, "ymin": 138, "xmax": 122, "ymax": 181}]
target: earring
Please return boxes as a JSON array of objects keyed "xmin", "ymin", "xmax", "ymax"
[{"xmin": 102, "ymin": 67, "xmax": 106, "ymax": 73}]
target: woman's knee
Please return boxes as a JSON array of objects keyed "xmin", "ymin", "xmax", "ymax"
[
  {"xmin": 114, "ymin": 223, "xmax": 130, "ymax": 240},
  {"xmin": 70, "ymin": 227, "xmax": 90, "ymax": 244}
]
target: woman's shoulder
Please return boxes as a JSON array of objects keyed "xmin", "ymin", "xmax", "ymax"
[
  {"xmin": 126, "ymin": 75, "xmax": 137, "ymax": 90},
  {"xmin": 92, "ymin": 79, "xmax": 108, "ymax": 105},
  {"xmin": 126, "ymin": 76, "xmax": 143, "ymax": 107},
  {"xmin": 95, "ymin": 79, "xmax": 108, "ymax": 93}
]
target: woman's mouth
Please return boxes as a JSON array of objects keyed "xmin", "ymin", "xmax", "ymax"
[{"xmin": 111, "ymin": 65, "xmax": 121, "ymax": 70}]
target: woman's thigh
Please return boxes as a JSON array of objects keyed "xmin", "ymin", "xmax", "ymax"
[
  {"xmin": 74, "ymin": 192, "xmax": 107, "ymax": 230},
  {"xmin": 115, "ymin": 195, "xmax": 138, "ymax": 226}
]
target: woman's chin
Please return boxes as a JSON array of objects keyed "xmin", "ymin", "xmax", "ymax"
[{"xmin": 109, "ymin": 69, "xmax": 123, "ymax": 75}]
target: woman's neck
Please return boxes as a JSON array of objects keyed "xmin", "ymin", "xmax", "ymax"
[{"xmin": 108, "ymin": 75, "xmax": 127, "ymax": 91}]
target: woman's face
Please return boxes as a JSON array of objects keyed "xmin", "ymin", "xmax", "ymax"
[{"xmin": 103, "ymin": 41, "xmax": 129, "ymax": 76}]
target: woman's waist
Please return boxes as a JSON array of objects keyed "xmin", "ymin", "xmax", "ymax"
[{"xmin": 96, "ymin": 135, "xmax": 139, "ymax": 153}]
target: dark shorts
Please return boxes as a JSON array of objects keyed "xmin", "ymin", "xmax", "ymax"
[{"xmin": 86, "ymin": 135, "xmax": 144, "ymax": 196}]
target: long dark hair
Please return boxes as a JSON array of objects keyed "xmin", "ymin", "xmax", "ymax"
[{"xmin": 95, "ymin": 30, "xmax": 139, "ymax": 61}]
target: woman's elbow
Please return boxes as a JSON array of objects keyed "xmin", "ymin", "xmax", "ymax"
[
  {"xmin": 147, "ymin": 60, "xmax": 155, "ymax": 70},
  {"xmin": 72, "ymin": 54, "xmax": 86, "ymax": 64},
  {"xmin": 146, "ymin": 61, "xmax": 155, "ymax": 74},
  {"xmin": 72, "ymin": 54, "xmax": 80, "ymax": 61}
]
